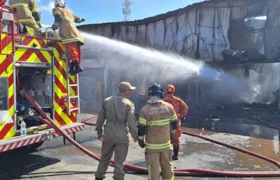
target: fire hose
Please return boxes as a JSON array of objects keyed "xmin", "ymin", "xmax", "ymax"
[
  {"xmin": 254, "ymin": 116, "xmax": 280, "ymax": 130},
  {"xmin": 24, "ymin": 91, "xmax": 280, "ymax": 177}
]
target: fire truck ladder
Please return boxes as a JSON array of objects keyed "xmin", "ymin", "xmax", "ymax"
[
  {"xmin": 65, "ymin": 61, "xmax": 80, "ymax": 115},
  {"xmin": 44, "ymin": 28, "xmax": 80, "ymax": 116}
]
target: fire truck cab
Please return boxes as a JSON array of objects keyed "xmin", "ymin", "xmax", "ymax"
[{"xmin": 0, "ymin": 2, "xmax": 84, "ymax": 153}]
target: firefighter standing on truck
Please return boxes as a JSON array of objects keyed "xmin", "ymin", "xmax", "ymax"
[
  {"xmin": 9, "ymin": 0, "xmax": 42, "ymax": 36},
  {"xmin": 51, "ymin": 0, "xmax": 85, "ymax": 75},
  {"xmin": 95, "ymin": 81, "xmax": 138, "ymax": 180},
  {"xmin": 137, "ymin": 83, "xmax": 177, "ymax": 180},
  {"xmin": 164, "ymin": 84, "xmax": 188, "ymax": 160}
]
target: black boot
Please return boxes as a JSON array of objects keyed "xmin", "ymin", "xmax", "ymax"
[
  {"xmin": 70, "ymin": 61, "xmax": 83, "ymax": 75},
  {"xmin": 69, "ymin": 61, "xmax": 83, "ymax": 75},
  {"xmin": 172, "ymin": 147, "xmax": 179, "ymax": 160},
  {"xmin": 95, "ymin": 177, "xmax": 103, "ymax": 180}
]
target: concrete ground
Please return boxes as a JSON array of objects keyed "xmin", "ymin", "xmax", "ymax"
[{"xmin": 0, "ymin": 113, "xmax": 280, "ymax": 180}]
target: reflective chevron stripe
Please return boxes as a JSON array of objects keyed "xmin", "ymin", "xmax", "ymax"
[
  {"xmin": 0, "ymin": 124, "xmax": 84, "ymax": 152},
  {"xmin": 0, "ymin": 33, "xmax": 80, "ymax": 140}
]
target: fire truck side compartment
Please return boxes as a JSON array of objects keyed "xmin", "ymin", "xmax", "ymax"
[{"xmin": 16, "ymin": 67, "xmax": 53, "ymax": 129}]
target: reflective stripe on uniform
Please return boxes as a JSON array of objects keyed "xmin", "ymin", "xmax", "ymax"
[
  {"xmin": 104, "ymin": 97, "xmax": 112, "ymax": 102},
  {"xmin": 18, "ymin": 18, "xmax": 34, "ymax": 23},
  {"xmin": 164, "ymin": 164, "xmax": 174, "ymax": 180},
  {"xmin": 147, "ymin": 119, "xmax": 171, "ymax": 126},
  {"xmin": 61, "ymin": 16, "xmax": 70, "ymax": 21},
  {"xmin": 145, "ymin": 141, "xmax": 171, "ymax": 150},
  {"xmin": 171, "ymin": 113, "xmax": 177, "ymax": 120},
  {"xmin": 123, "ymin": 98, "xmax": 133, "ymax": 108},
  {"xmin": 10, "ymin": 3, "xmax": 28, "ymax": 7},
  {"xmin": 138, "ymin": 118, "xmax": 147, "ymax": 125},
  {"xmin": 32, "ymin": 8, "xmax": 40, "ymax": 13},
  {"xmin": 148, "ymin": 165, "xmax": 152, "ymax": 180},
  {"xmin": 163, "ymin": 176, "xmax": 174, "ymax": 180},
  {"xmin": 139, "ymin": 116, "xmax": 176, "ymax": 126},
  {"xmin": 62, "ymin": 38, "xmax": 82, "ymax": 44},
  {"xmin": 137, "ymin": 136, "xmax": 144, "ymax": 140}
]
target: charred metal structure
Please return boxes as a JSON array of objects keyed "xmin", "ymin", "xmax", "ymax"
[{"xmin": 78, "ymin": 0, "xmax": 280, "ymax": 119}]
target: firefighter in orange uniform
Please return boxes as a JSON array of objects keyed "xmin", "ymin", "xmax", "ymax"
[
  {"xmin": 51, "ymin": 0, "xmax": 85, "ymax": 75},
  {"xmin": 163, "ymin": 85, "xmax": 188, "ymax": 160}
]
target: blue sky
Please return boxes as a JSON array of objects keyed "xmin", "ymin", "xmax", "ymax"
[{"xmin": 29, "ymin": 0, "xmax": 203, "ymax": 28}]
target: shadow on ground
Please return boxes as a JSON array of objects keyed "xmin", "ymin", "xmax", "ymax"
[
  {"xmin": 0, "ymin": 148, "xmax": 60, "ymax": 179},
  {"xmin": 18, "ymin": 171, "xmax": 100, "ymax": 179}
]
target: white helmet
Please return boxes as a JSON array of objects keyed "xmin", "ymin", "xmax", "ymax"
[{"xmin": 55, "ymin": 0, "xmax": 66, "ymax": 6}]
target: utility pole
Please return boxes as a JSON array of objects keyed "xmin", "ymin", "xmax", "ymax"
[{"xmin": 122, "ymin": 0, "xmax": 132, "ymax": 21}]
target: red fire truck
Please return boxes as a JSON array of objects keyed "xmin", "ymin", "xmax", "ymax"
[{"xmin": 0, "ymin": 2, "xmax": 84, "ymax": 153}]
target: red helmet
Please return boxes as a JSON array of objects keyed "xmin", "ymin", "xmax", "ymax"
[{"xmin": 166, "ymin": 85, "xmax": 175, "ymax": 93}]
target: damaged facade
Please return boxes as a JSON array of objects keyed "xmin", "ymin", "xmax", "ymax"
[{"xmin": 78, "ymin": 0, "xmax": 280, "ymax": 113}]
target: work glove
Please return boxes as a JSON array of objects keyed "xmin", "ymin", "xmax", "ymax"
[
  {"xmin": 138, "ymin": 140, "xmax": 145, "ymax": 148},
  {"xmin": 38, "ymin": 23, "xmax": 42, "ymax": 28},
  {"xmin": 52, "ymin": 24, "xmax": 58, "ymax": 30},
  {"xmin": 81, "ymin": 18, "xmax": 85, "ymax": 22}
]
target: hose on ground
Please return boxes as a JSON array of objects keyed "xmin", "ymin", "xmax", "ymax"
[
  {"xmin": 254, "ymin": 116, "xmax": 280, "ymax": 130},
  {"xmin": 24, "ymin": 92, "xmax": 280, "ymax": 177},
  {"xmin": 82, "ymin": 117, "xmax": 280, "ymax": 168}
]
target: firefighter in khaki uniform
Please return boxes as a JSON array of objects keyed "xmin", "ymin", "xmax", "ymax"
[
  {"xmin": 164, "ymin": 84, "xmax": 188, "ymax": 160},
  {"xmin": 9, "ymin": 0, "xmax": 42, "ymax": 36},
  {"xmin": 95, "ymin": 81, "xmax": 138, "ymax": 180},
  {"xmin": 51, "ymin": 0, "xmax": 85, "ymax": 75},
  {"xmin": 137, "ymin": 83, "xmax": 177, "ymax": 180}
]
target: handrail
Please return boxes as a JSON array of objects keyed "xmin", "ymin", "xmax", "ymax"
[
  {"xmin": 15, "ymin": 19, "xmax": 20, "ymax": 35},
  {"xmin": 15, "ymin": 45, "xmax": 53, "ymax": 51},
  {"xmin": 45, "ymin": 27, "xmax": 60, "ymax": 40}
]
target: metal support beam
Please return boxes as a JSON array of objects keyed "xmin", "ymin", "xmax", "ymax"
[{"xmin": 73, "ymin": 132, "xmax": 76, "ymax": 141}]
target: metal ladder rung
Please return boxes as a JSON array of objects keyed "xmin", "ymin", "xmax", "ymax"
[
  {"xmin": 65, "ymin": 56, "xmax": 80, "ymax": 115},
  {"xmin": 70, "ymin": 84, "xmax": 78, "ymax": 87},
  {"xmin": 69, "ymin": 96, "xmax": 79, "ymax": 99},
  {"xmin": 70, "ymin": 108, "xmax": 79, "ymax": 112}
]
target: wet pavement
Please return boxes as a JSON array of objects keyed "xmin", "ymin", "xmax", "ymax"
[
  {"xmin": 185, "ymin": 103, "xmax": 280, "ymax": 140},
  {"xmin": 0, "ymin": 113, "xmax": 280, "ymax": 180}
]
